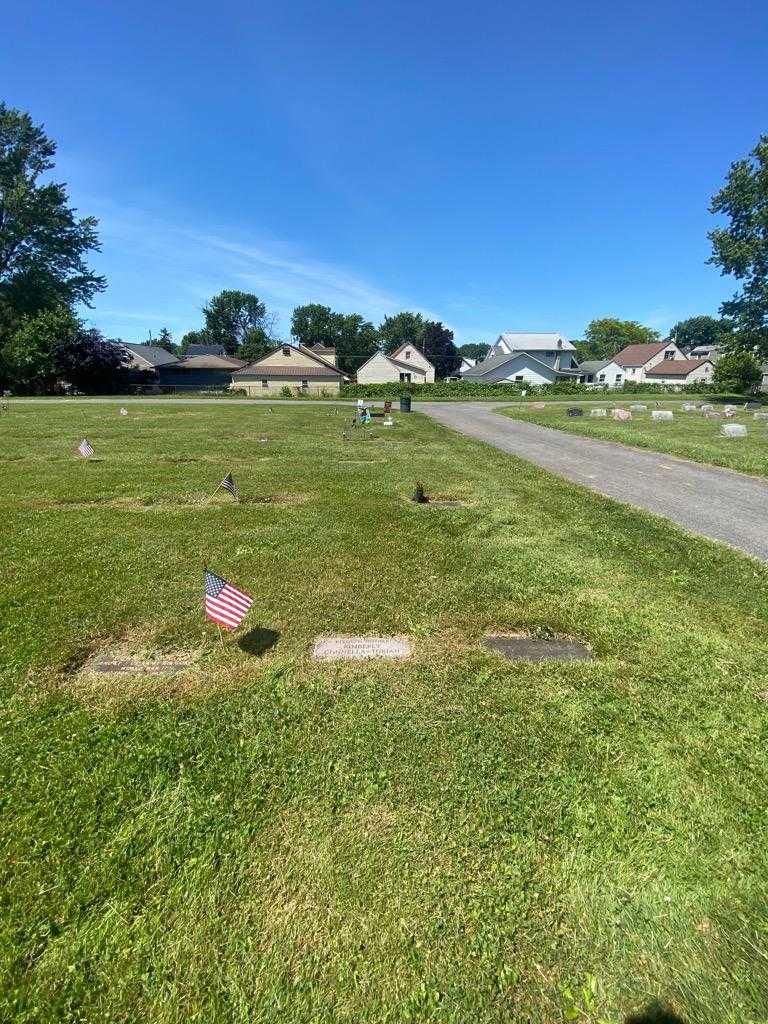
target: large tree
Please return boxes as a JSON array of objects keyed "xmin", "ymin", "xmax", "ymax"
[
  {"xmin": 201, "ymin": 289, "xmax": 274, "ymax": 356},
  {"xmin": 378, "ymin": 312, "xmax": 425, "ymax": 354},
  {"xmin": 578, "ymin": 318, "xmax": 660, "ymax": 360},
  {"xmin": 668, "ymin": 315, "xmax": 732, "ymax": 352},
  {"xmin": 709, "ymin": 135, "xmax": 768, "ymax": 355},
  {"xmin": 0, "ymin": 103, "xmax": 105, "ymax": 342},
  {"xmin": 290, "ymin": 304, "xmax": 378, "ymax": 374},
  {"xmin": 457, "ymin": 342, "xmax": 490, "ymax": 362},
  {"xmin": 419, "ymin": 320, "xmax": 460, "ymax": 379}
]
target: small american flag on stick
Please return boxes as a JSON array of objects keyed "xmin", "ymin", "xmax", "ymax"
[
  {"xmin": 220, "ymin": 472, "xmax": 239, "ymax": 501},
  {"xmin": 204, "ymin": 569, "xmax": 253, "ymax": 630},
  {"xmin": 77, "ymin": 438, "xmax": 94, "ymax": 459}
]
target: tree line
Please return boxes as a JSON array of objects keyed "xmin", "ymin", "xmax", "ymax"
[{"xmin": 1, "ymin": 100, "xmax": 767, "ymax": 394}]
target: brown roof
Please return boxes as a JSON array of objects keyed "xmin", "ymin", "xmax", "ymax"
[
  {"xmin": 174, "ymin": 354, "xmax": 246, "ymax": 369},
  {"xmin": 613, "ymin": 342, "xmax": 668, "ymax": 367},
  {"xmin": 646, "ymin": 358, "xmax": 713, "ymax": 378},
  {"xmin": 233, "ymin": 364, "xmax": 343, "ymax": 380}
]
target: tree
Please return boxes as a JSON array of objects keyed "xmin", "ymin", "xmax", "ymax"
[
  {"xmin": 378, "ymin": 312, "xmax": 425, "ymax": 354},
  {"xmin": 237, "ymin": 326, "xmax": 275, "ymax": 364},
  {"xmin": 457, "ymin": 342, "xmax": 490, "ymax": 361},
  {"xmin": 54, "ymin": 328, "xmax": 130, "ymax": 393},
  {"xmin": 290, "ymin": 304, "xmax": 339, "ymax": 349},
  {"xmin": 712, "ymin": 350, "xmax": 762, "ymax": 394},
  {"xmin": 579, "ymin": 318, "xmax": 660, "ymax": 360},
  {"xmin": 0, "ymin": 103, "xmax": 105, "ymax": 343},
  {"xmin": 149, "ymin": 327, "xmax": 176, "ymax": 353},
  {"xmin": 290, "ymin": 304, "xmax": 379, "ymax": 374},
  {"xmin": 201, "ymin": 290, "xmax": 274, "ymax": 356},
  {"xmin": 709, "ymin": 135, "xmax": 768, "ymax": 356},
  {"xmin": 668, "ymin": 315, "xmax": 732, "ymax": 352},
  {"xmin": 419, "ymin": 320, "xmax": 460, "ymax": 379},
  {"xmin": 1, "ymin": 306, "xmax": 76, "ymax": 392}
]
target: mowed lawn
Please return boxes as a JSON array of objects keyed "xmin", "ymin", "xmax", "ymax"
[
  {"xmin": 2, "ymin": 403, "xmax": 768, "ymax": 1024},
  {"xmin": 499, "ymin": 402, "xmax": 768, "ymax": 478}
]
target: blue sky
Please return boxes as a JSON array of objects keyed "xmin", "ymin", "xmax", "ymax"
[{"xmin": 3, "ymin": 0, "xmax": 767, "ymax": 344}]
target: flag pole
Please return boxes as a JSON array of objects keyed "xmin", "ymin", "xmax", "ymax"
[{"xmin": 202, "ymin": 481, "xmax": 224, "ymax": 505}]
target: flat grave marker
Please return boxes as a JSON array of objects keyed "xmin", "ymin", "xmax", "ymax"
[
  {"xmin": 566, "ymin": 408, "xmax": 584, "ymax": 417},
  {"xmin": 483, "ymin": 635, "xmax": 592, "ymax": 662},
  {"xmin": 312, "ymin": 636, "xmax": 412, "ymax": 661},
  {"xmin": 590, "ymin": 408, "xmax": 608, "ymax": 417},
  {"xmin": 84, "ymin": 652, "xmax": 194, "ymax": 676},
  {"xmin": 651, "ymin": 410, "xmax": 674, "ymax": 421},
  {"xmin": 721, "ymin": 423, "xmax": 747, "ymax": 438},
  {"xmin": 629, "ymin": 404, "xmax": 647, "ymax": 412}
]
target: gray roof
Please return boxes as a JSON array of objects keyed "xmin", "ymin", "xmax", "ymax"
[
  {"xmin": 185, "ymin": 344, "xmax": 227, "ymax": 357},
  {"xmin": 120, "ymin": 343, "xmax": 179, "ymax": 367},
  {"xmin": 496, "ymin": 332, "xmax": 576, "ymax": 353},
  {"xmin": 461, "ymin": 350, "xmax": 581, "ymax": 381},
  {"xmin": 172, "ymin": 354, "xmax": 246, "ymax": 369},
  {"xmin": 578, "ymin": 360, "xmax": 610, "ymax": 374}
]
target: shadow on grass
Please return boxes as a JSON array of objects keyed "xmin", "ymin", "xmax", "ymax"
[
  {"xmin": 625, "ymin": 1001, "xmax": 687, "ymax": 1024},
  {"xmin": 237, "ymin": 627, "xmax": 280, "ymax": 657}
]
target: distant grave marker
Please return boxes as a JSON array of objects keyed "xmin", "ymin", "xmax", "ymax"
[
  {"xmin": 681, "ymin": 403, "xmax": 697, "ymax": 412},
  {"xmin": 721, "ymin": 423, "xmax": 747, "ymax": 438},
  {"xmin": 312, "ymin": 636, "xmax": 412, "ymax": 661},
  {"xmin": 483, "ymin": 635, "xmax": 592, "ymax": 662},
  {"xmin": 567, "ymin": 408, "xmax": 584, "ymax": 417},
  {"xmin": 753, "ymin": 412, "xmax": 768, "ymax": 421},
  {"xmin": 590, "ymin": 408, "xmax": 607, "ymax": 417},
  {"xmin": 651, "ymin": 410, "xmax": 673, "ymax": 421},
  {"xmin": 629, "ymin": 404, "xmax": 647, "ymax": 412},
  {"xmin": 612, "ymin": 409, "xmax": 632, "ymax": 421}
]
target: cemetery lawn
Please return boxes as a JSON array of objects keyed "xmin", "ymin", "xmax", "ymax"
[
  {"xmin": 500, "ymin": 402, "xmax": 768, "ymax": 478},
  {"xmin": 2, "ymin": 403, "xmax": 768, "ymax": 1024}
]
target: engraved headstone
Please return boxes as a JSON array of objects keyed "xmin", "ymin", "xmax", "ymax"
[
  {"xmin": 612, "ymin": 409, "xmax": 632, "ymax": 421},
  {"xmin": 312, "ymin": 636, "xmax": 412, "ymax": 661},
  {"xmin": 651, "ymin": 410, "xmax": 673, "ymax": 421},
  {"xmin": 567, "ymin": 408, "xmax": 584, "ymax": 417},
  {"xmin": 85, "ymin": 653, "xmax": 193, "ymax": 676},
  {"xmin": 753, "ymin": 412, "xmax": 768, "ymax": 421},
  {"xmin": 483, "ymin": 635, "xmax": 592, "ymax": 662},
  {"xmin": 590, "ymin": 408, "xmax": 608, "ymax": 417},
  {"xmin": 629, "ymin": 404, "xmax": 647, "ymax": 412},
  {"xmin": 681, "ymin": 403, "xmax": 697, "ymax": 411}
]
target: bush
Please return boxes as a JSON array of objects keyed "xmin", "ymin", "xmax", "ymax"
[{"xmin": 338, "ymin": 379, "xmax": 719, "ymax": 401}]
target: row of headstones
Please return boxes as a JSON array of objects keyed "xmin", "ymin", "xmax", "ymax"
[{"xmin": 573, "ymin": 402, "xmax": 763, "ymax": 437}]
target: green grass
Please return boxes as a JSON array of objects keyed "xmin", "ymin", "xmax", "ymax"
[
  {"xmin": 499, "ymin": 401, "xmax": 768, "ymax": 477},
  {"xmin": 2, "ymin": 402, "xmax": 768, "ymax": 1024}
]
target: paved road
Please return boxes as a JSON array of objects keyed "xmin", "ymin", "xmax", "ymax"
[
  {"xmin": 420, "ymin": 402, "xmax": 768, "ymax": 561},
  {"xmin": 9, "ymin": 397, "xmax": 768, "ymax": 559}
]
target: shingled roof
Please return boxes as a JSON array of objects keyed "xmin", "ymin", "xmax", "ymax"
[{"xmin": 613, "ymin": 342, "xmax": 668, "ymax": 367}]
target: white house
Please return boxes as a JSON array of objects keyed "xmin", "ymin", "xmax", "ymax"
[
  {"xmin": 460, "ymin": 333, "xmax": 581, "ymax": 385},
  {"xmin": 578, "ymin": 359, "xmax": 625, "ymax": 387},
  {"xmin": 613, "ymin": 341, "xmax": 685, "ymax": 383},
  {"xmin": 356, "ymin": 343, "xmax": 435, "ymax": 384},
  {"xmin": 458, "ymin": 356, "xmax": 476, "ymax": 372},
  {"xmin": 644, "ymin": 358, "xmax": 715, "ymax": 385}
]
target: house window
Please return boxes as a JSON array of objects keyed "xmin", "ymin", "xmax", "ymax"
[
  {"xmin": 282, "ymin": 346, "xmax": 291, "ymax": 356},
  {"xmin": 515, "ymin": 375, "xmax": 524, "ymax": 382},
  {"xmin": 301, "ymin": 379, "xmax": 309, "ymax": 390},
  {"xmin": 616, "ymin": 374, "xmax": 622, "ymax": 383},
  {"xmin": 586, "ymin": 374, "xmax": 593, "ymax": 383},
  {"xmin": 404, "ymin": 350, "xmax": 411, "ymax": 359},
  {"xmin": 665, "ymin": 349, "xmax": 675, "ymax": 360},
  {"xmin": 261, "ymin": 379, "xmax": 268, "ymax": 389},
  {"xmin": 399, "ymin": 372, "xmax": 412, "ymax": 383},
  {"xmin": 598, "ymin": 373, "xmax": 606, "ymax": 382}
]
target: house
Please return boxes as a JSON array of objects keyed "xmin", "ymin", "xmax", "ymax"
[
  {"xmin": 157, "ymin": 353, "xmax": 246, "ymax": 390},
  {"xmin": 458, "ymin": 356, "xmax": 476, "ymax": 372},
  {"xmin": 762, "ymin": 363, "xmax": 768, "ymax": 392},
  {"xmin": 644, "ymin": 358, "xmax": 715, "ymax": 386},
  {"xmin": 688, "ymin": 343, "xmax": 723, "ymax": 362},
  {"xmin": 232, "ymin": 342, "xmax": 347, "ymax": 395},
  {"xmin": 613, "ymin": 341, "xmax": 685, "ymax": 382},
  {"xmin": 460, "ymin": 333, "xmax": 581, "ymax": 385},
  {"xmin": 578, "ymin": 359, "xmax": 625, "ymax": 387},
  {"xmin": 356, "ymin": 343, "xmax": 435, "ymax": 384}
]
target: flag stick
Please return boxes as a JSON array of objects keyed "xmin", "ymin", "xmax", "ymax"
[{"xmin": 202, "ymin": 481, "xmax": 225, "ymax": 505}]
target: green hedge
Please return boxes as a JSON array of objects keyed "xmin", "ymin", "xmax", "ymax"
[{"xmin": 337, "ymin": 380, "xmax": 722, "ymax": 400}]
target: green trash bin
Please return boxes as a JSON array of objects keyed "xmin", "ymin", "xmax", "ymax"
[{"xmin": 399, "ymin": 393, "xmax": 412, "ymax": 413}]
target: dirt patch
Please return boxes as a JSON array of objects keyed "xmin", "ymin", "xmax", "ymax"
[
  {"xmin": 483, "ymin": 633, "xmax": 593, "ymax": 662},
  {"xmin": 13, "ymin": 493, "xmax": 313, "ymax": 511}
]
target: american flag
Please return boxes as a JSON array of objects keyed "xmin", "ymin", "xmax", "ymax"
[
  {"xmin": 220, "ymin": 472, "xmax": 238, "ymax": 500},
  {"xmin": 77, "ymin": 438, "xmax": 94, "ymax": 458},
  {"xmin": 204, "ymin": 569, "xmax": 253, "ymax": 630}
]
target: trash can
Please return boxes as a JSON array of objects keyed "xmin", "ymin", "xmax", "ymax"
[{"xmin": 399, "ymin": 393, "xmax": 412, "ymax": 413}]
